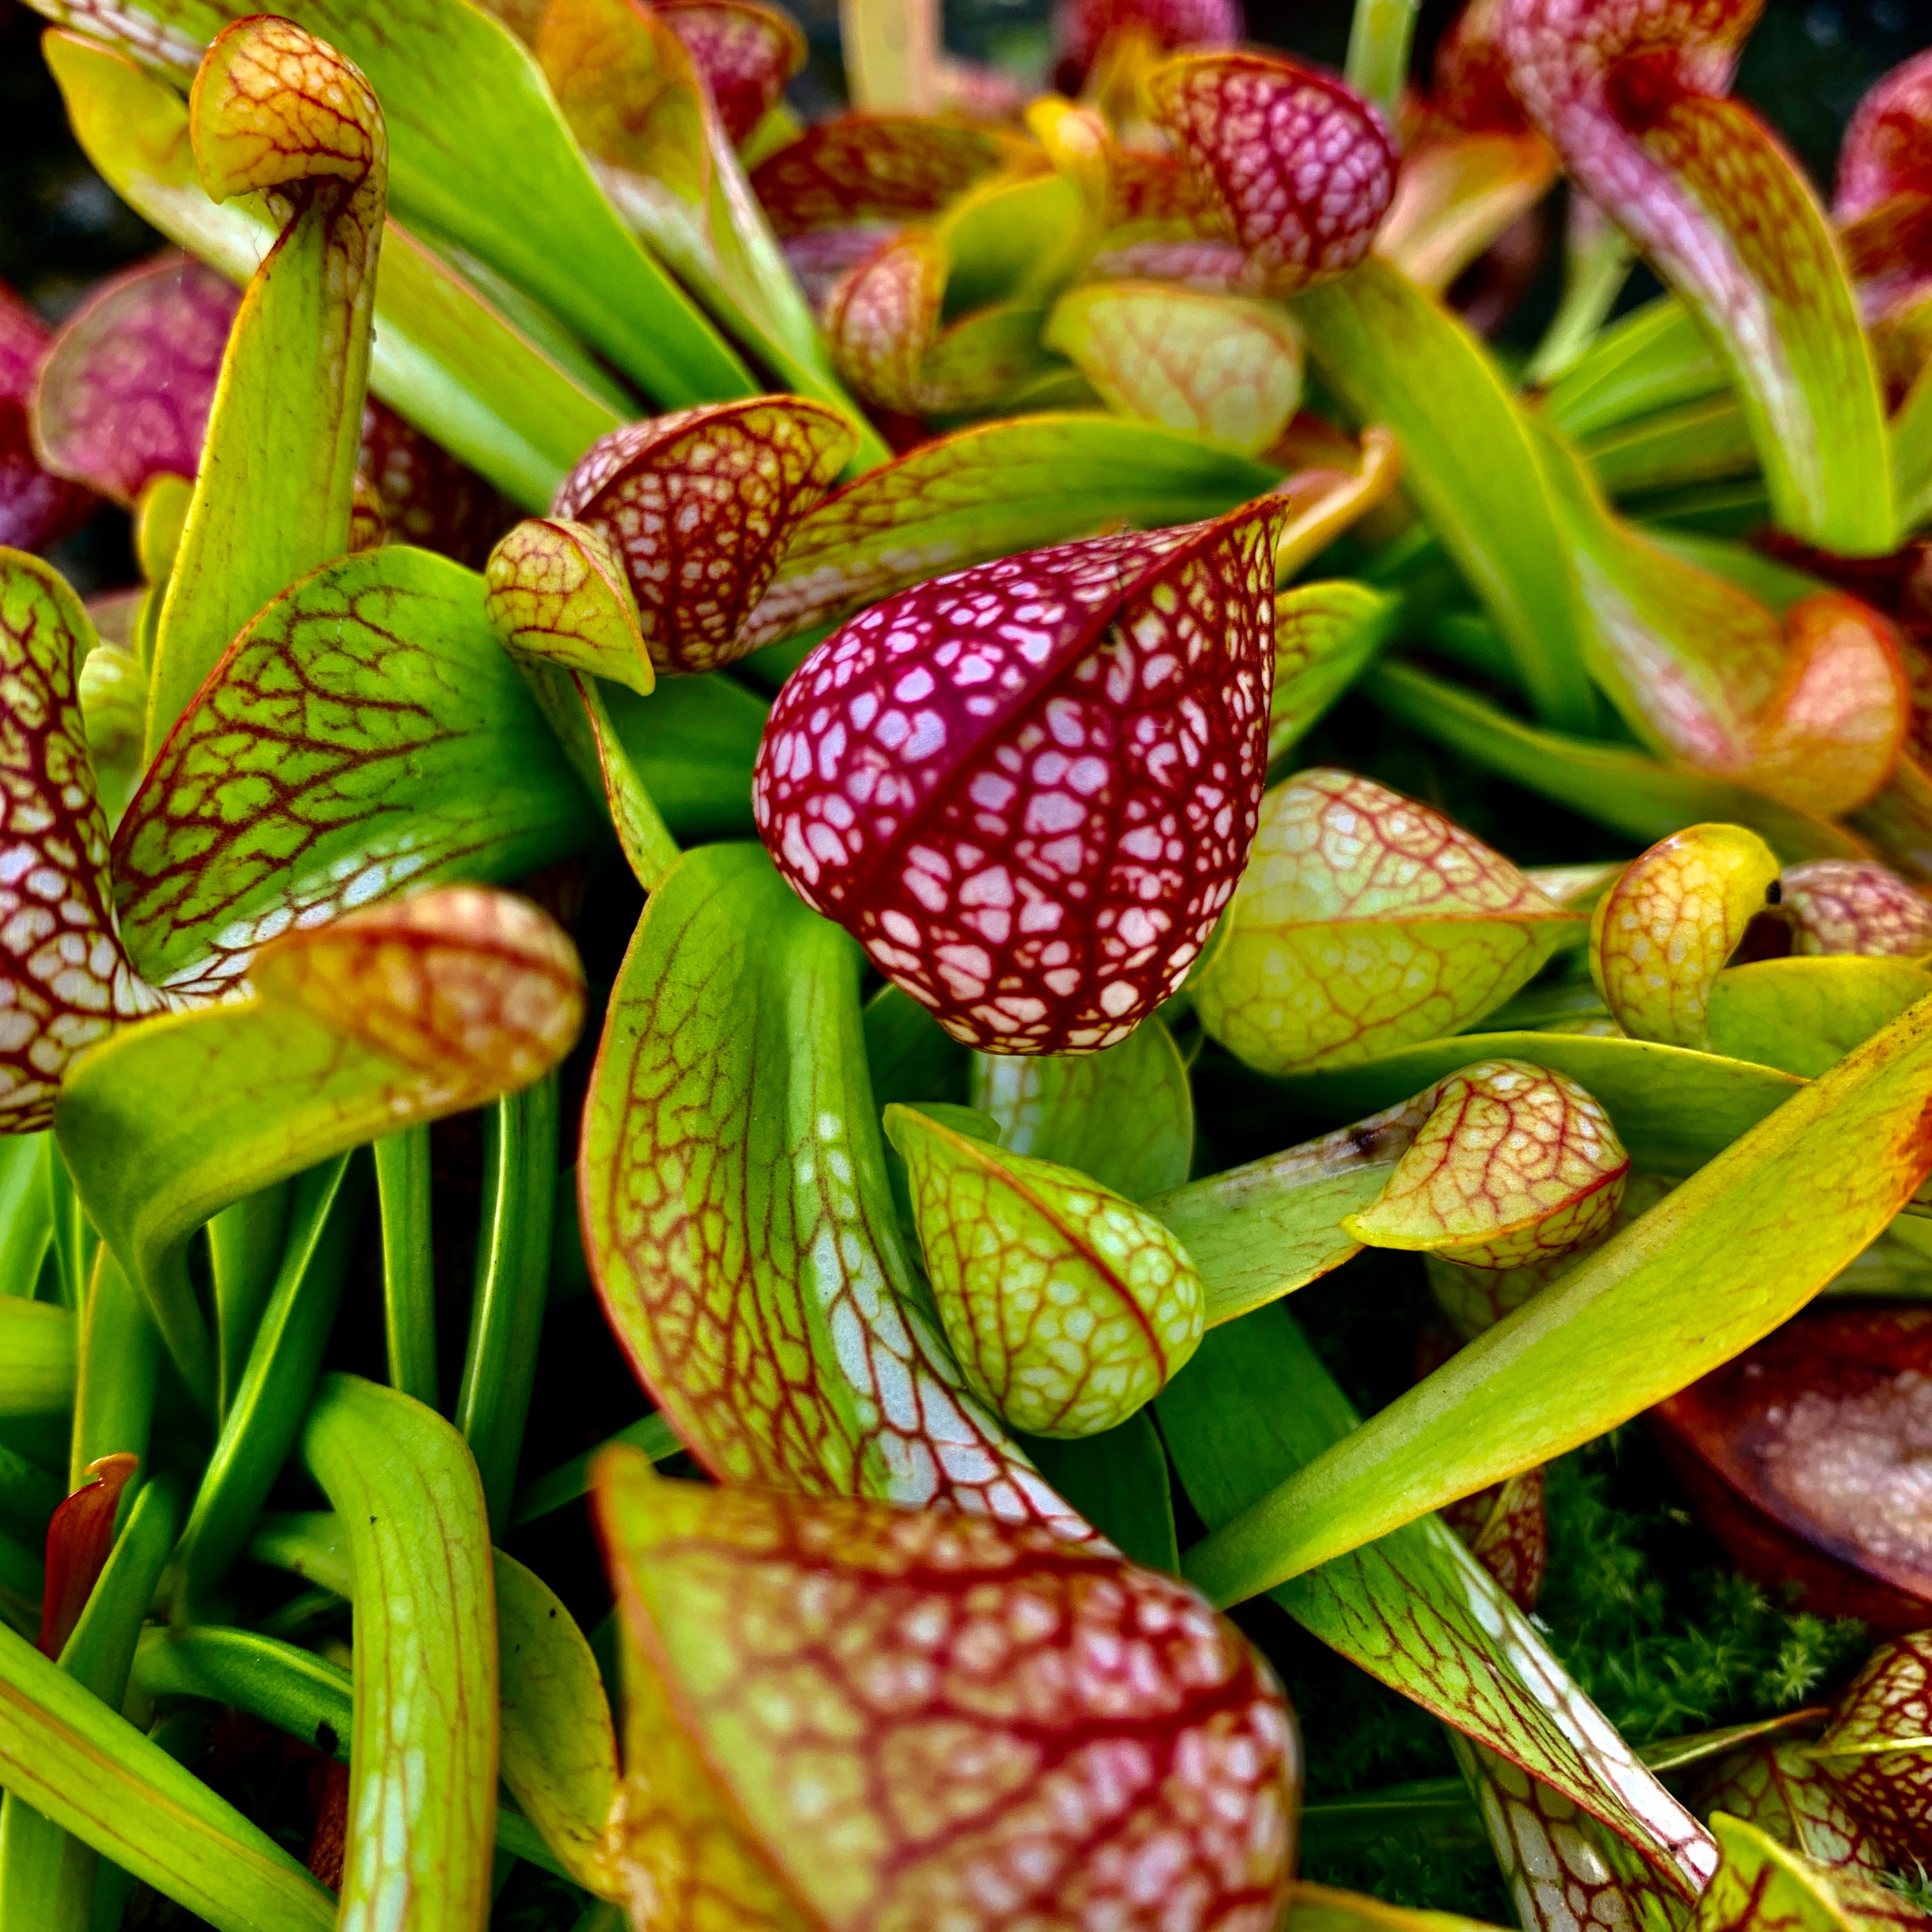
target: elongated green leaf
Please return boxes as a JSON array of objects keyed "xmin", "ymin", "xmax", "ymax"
[
  {"xmin": 374, "ymin": 1128, "xmax": 437, "ymax": 1407},
  {"xmin": 300, "ymin": 1374, "xmax": 496, "ymax": 1932},
  {"xmin": 535, "ymin": 0, "xmax": 879, "ymax": 462},
  {"xmin": 174, "ymin": 1156, "xmax": 362, "ymax": 1615},
  {"xmin": 208, "ymin": 1183, "xmax": 291, "ymax": 1423},
  {"xmin": 0, "ymin": 1138, "xmax": 52, "ymax": 1300},
  {"xmin": 1183, "ymin": 987, "xmax": 1932, "ymax": 1606},
  {"xmin": 44, "ymin": 31, "xmax": 624, "ymax": 509},
  {"xmin": 1367, "ymin": 661, "xmax": 1869, "ymax": 862},
  {"xmin": 0, "ymin": 1616, "xmax": 334, "ymax": 1932},
  {"xmin": 69, "ymin": 1251, "xmax": 157, "ymax": 1489},
  {"xmin": 738, "ymin": 413, "xmax": 1280, "ymax": 650},
  {"xmin": 1147, "ymin": 1121, "xmax": 1404, "ymax": 1327},
  {"xmin": 494, "ymin": 1549, "xmax": 620, "ymax": 1897},
  {"xmin": 29, "ymin": 0, "xmax": 753, "ymax": 406},
  {"xmin": 1581, "ymin": 393, "xmax": 1758, "ymax": 498},
  {"xmin": 456, "ymin": 1081, "xmax": 558, "ymax": 1537},
  {"xmin": 1510, "ymin": 42, "xmax": 1896, "ymax": 553},
  {"xmin": 509, "ymin": 1413, "xmax": 682, "ymax": 1530},
  {"xmin": 1541, "ymin": 295, "xmax": 1726, "ymax": 441},
  {"xmin": 0, "ymin": 1301, "xmax": 75, "ymax": 1419},
  {"xmin": 1160, "ymin": 1309, "xmax": 1715, "ymax": 1894},
  {"xmin": 133, "ymin": 1623, "xmax": 353, "ymax": 1756},
  {"xmin": 1292, "ymin": 257, "xmax": 1596, "ymax": 732},
  {"xmin": 115, "ymin": 546, "xmax": 594, "ymax": 995},
  {"xmin": 1894, "ymin": 358, "xmax": 1932, "ymax": 537},
  {"xmin": 57, "ymin": 888, "xmax": 583, "ymax": 1408},
  {"xmin": 1707, "ymin": 956, "xmax": 1932, "ymax": 1078},
  {"xmin": 144, "ymin": 17, "xmax": 385, "ymax": 756},
  {"xmin": 0, "ymin": 1472, "xmax": 185, "ymax": 1932},
  {"xmin": 969, "ymin": 1016, "xmax": 1193, "ymax": 1202},
  {"xmin": 579, "ymin": 843, "xmax": 1086, "ymax": 1533}
]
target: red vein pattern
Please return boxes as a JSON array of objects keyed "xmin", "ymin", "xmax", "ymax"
[
  {"xmin": 28, "ymin": 254, "xmax": 238, "ymax": 509},
  {"xmin": 252, "ymin": 885, "xmax": 585, "ymax": 1096},
  {"xmin": 1452, "ymin": 1734, "xmax": 1697, "ymax": 1932},
  {"xmin": 581, "ymin": 845, "xmax": 1094, "ymax": 1538},
  {"xmin": 823, "ymin": 229, "xmax": 947, "ymax": 418},
  {"xmin": 597, "ymin": 1452, "xmax": 1298, "ymax": 1932},
  {"xmin": 750, "ymin": 114, "xmax": 1034, "ymax": 238},
  {"xmin": 1692, "ymin": 1738, "xmax": 1891, "ymax": 1880},
  {"xmin": 0, "ymin": 554, "xmax": 164, "ymax": 1130},
  {"xmin": 1816, "ymin": 1632, "xmax": 1932, "ymax": 1867},
  {"xmin": 1441, "ymin": 1467, "xmax": 1547, "ymax": 1612},
  {"xmin": 1191, "ymin": 769, "xmax": 1580, "ymax": 1077},
  {"xmin": 1782, "ymin": 859, "xmax": 1932, "ymax": 958},
  {"xmin": 1346, "ymin": 1059, "xmax": 1629, "ymax": 1271},
  {"xmin": 551, "ymin": 399, "xmax": 855, "ymax": 673},
  {"xmin": 657, "ymin": 0, "xmax": 805, "ymax": 148},
  {"xmin": 1698, "ymin": 1813, "xmax": 1928, "ymax": 1932},
  {"xmin": 1146, "ymin": 52, "xmax": 1398, "ymax": 296},
  {"xmin": 755, "ymin": 501, "xmax": 1283, "ymax": 1054},
  {"xmin": 888, "ymin": 1105, "xmax": 1204, "ymax": 1438},
  {"xmin": 112, "ymin": 548, "xmax": 589, "ymax": 997}
]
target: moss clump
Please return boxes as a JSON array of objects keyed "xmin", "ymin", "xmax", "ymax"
[{"xmin": 1539, "ymin": 1439, "xmax": 1867, "ymax": 1742}]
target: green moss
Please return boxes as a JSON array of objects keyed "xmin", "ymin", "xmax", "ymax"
[{"xmin": 1538, "ymin": 1440, "xmax": 1867, "ymax": 1744}]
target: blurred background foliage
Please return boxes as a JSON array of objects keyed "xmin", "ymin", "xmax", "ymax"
[{"xmin": 1, "ymin": 0, "xmax": 1920, "ymax": 317}]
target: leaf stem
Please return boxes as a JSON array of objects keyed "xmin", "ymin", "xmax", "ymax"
[
  {"xmin": 456, "ymin": 1078, "xmax": 561, "ymax": 1537},
  {"xmin": 1344, "ymin": 0, "xmax": 1420, "ymax": 123},
  {"xmin": 376, "ymin": 1127, "xmax": 439, "ymax": 1407},
  {"xmin": 207, "ymin": 1181, "xmax": 293, "ymax": 1425},
  {"xmin": 0, "ymin": 1135, "xmax": 52, "ymax": 1300},
  {"xmin": 0, "ymin": 1476, "xmax": 190, "ymax": 1932},
  {"xmin": 300, "ymin": 1376, "xmax": 498, "ymax": 1932},
  {"xmin": 1525, "ymin": 202, "xmax": 1636, "ymax": 387},
  {"xmin": 69, "ymin": 1250, "xmax": 157, "ymax": 1494},
  {"xmin": 173, "ymin": 1158, "xmax": 364, "ymax": 1620}
]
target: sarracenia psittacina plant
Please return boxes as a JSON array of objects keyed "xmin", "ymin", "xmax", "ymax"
[
  {"xmin": 884, "ymin": 1099, "xmax": 1207, "ymax": 1436},
  {"xmin": 12, "ymin": 0, "xmax": 1932, "ymax": 1925},
  {"xmin": 590, "ymin": 1444, "xmax": 1301, "ymax": 1928},
  {"xmin": 1189, "ymin": 768, "xmax": 1586, "ymax": 1077}
]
